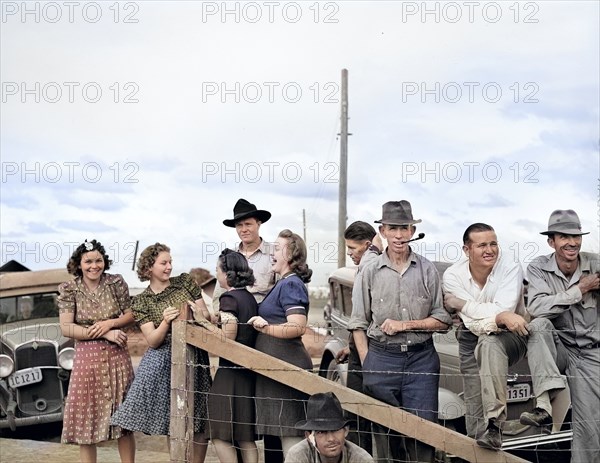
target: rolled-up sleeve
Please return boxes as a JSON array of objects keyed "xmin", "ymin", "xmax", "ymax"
[
  {"xmin": 347, "ymin": 264, "xmax": 372, "ymax": 331},
  {"xmin": 425, "ymin": 264, "xmax": 452, "ymax": 327}
]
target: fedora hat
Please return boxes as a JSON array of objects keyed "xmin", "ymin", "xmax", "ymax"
[
  {"xmin": 374, "ymin": 200, "xmax": 422, "ymax": 226},
  {"xmin": 223, "ymin": 199, "xmax": 271, "ymax": 228},
  {"xmin": 540, "ymin": 209, "xmax": 589, "ymax": 236},
  {"xmin": 295, "ymin": 392, "xmax": 353, "ymax": 431}
]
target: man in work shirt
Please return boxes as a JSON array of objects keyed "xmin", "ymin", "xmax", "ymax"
[
  {"xmin": 348, "ymin": 200, "xmax": 452, "ymax": 463},
  {"xmin": 526, "ymin": 209, "xmax": 599, "ymax": 463}
]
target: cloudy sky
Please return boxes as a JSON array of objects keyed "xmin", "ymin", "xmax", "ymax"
[{"xmin": 1, "ymin": 0, "xmax": 598, "ymax": 289}]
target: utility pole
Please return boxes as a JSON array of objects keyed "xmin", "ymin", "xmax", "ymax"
[
  {"xmin": 303, "ymin": 208, "xmax": 307, "ymax": 243},
  {"xmin": 338, "ymin": 69, "xmax": 349, "ymax": 268}
]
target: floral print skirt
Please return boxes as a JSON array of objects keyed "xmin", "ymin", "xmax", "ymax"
[{"xmin": 62, "ymin": 339, "xmax": 134, "ymax": 444}]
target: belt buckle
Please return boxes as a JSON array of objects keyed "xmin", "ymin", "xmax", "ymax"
[{"xmin": 400, "ymin": 344, "xmax": 408, "ymax": 352}]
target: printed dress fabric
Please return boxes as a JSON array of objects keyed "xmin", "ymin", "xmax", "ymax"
[
  {"xmin": 57, "ymin": 273, "xmax": 134, "ymax": 444},
  {"xmin": 110, "ymin": 273, "xmax": 211, "ymax": 435},
  {"xmin": 207, "ymin": 288, "xmax": 258, "ymax": 442},
  {"xmin": 253, "ymin": 274, "xmax": 312, "ymax": 437}
]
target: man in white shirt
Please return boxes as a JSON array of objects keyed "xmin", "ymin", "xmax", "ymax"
[{"xmin": 443, "ymin": 223, "xmax": 566, "ymax": 450}]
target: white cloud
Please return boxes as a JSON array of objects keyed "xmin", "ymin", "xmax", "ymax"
[{"xmin": 1, "ymin": 1, "xmax": 598, "ymax": 287}]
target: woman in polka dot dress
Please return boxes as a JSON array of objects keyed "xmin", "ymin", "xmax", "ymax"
[
  {"xmin": 58, "ymin": 239, "xmax": 135, "ymax": 463},
  {"xmin": 111, "ymin": 243, "xmax": 213, "ymax": 463}
]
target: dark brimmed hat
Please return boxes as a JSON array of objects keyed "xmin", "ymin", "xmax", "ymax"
[
  {"xmin": 223, "ymin": 199, "xmax": 271, "ymax": 228},
  {"xmin": 374, "ymin": 200, "xmax": 422, "ymax": 226},
  {"xmin": 540, "ymin": 209, "xmax": 589, "ymax": 236},
  {"xmin": 295, "ymin": 392, "xmax": 353, "ymax": 431}
]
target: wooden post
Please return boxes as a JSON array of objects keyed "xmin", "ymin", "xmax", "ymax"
[
  {"xmin": 184, "ymin": 321, "xmax": 528, "ymax": 463},
  {"xmin": 169, "ymin": 306, "xmax": 195, "ymax": 462}
]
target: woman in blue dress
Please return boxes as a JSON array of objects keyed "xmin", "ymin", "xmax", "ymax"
[{"xmin": 248, "ymin": 229, "xmax": 313, "ymax": 459}]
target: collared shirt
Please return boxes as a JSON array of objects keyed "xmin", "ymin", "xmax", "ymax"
[
  {"xmin": 239, "ymin": 238, "xmax": 275, "ymax": 300},
  {"xmin": 443, "ymin": 251, "xmax": 526, "ymax": 336},
  {"xmin": 347, "ymin": 247, "xmax": 451, "ymax": 345},
  {"xmin": 284, "ymin": 438, "xmax": 374, "ymax": 463},
  {"xmin": 133, "ymin": 273, "xmax": 202, "ymax": 328},
  {"xmin": 527, "ymin": 251, "xmax": 599, "ymax": 349}
]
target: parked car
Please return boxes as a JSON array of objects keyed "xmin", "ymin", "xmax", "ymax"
[
  {"xmin": 318, "ymin": 265, "xmax": 572, "ymax": 458},
  {"xmin": 0, "ymin": 267, "xmax": 75, "ymax": 431}
]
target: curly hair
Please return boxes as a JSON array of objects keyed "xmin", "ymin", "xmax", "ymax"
[
  {"xmin": 218, "ymin": 249, "xmax": 255, "ymax": 288},
  {"xmin": 66, "ymin": 239, "xmax": 112, "ymax": 277},
  {"xmin": 136, "ymin": 243, "xmax": 171, "ymax": 282},
  {"xmin": 278, "ymin": 229, "xmax": 312, "ymax": 283}
]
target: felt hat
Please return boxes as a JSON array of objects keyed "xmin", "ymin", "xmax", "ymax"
[
  {"xmin": 374, "ymin": 200, "xmax": 422, "ymax": 226},
  {"xmin": 223, "ymin": 198, "xmax": 271, "ymax": 227}
]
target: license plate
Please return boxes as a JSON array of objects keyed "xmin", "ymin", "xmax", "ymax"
[
  {"xmin": 507, "ymin": 383, "xmax": 531, "ymax": 402},
  {"xmin": 8, "ymin": 367, "xmax": 43, "ymax": 388}
]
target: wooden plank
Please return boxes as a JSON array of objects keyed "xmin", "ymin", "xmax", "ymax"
[
  {"xmin": 186, "ymin": 321, "xmax": 528, "ymax": 463},
  {"xmin": 169, "ymin": 319, "xmax": 195, "ymax": 462}
]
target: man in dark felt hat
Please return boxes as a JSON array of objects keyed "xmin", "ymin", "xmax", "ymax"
[
  {"xmin": 526, "ymin": 209, "xmax": 599, "ymax": 463},
  {"xmin": 284, "ymin": 392, "xmax": 374, "ymax": 463},
  {"xmin": 347, "ymin": 200, "xmax": 452, "ymax": 463},
  {"xmin": 212, "ymin": 199, "xmax": 276, "ymax": 312},
  {"xmin": 215, "ymin": 198, "xmax": 281, "ymax": 462}
]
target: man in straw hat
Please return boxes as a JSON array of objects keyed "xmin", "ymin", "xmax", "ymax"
[
  {"xmin": 526, "ymin": 209, "xmax": 599, "ymax": 462},
  {"xmin": 284, "ymin": 392, "xmax": 374, "ymax": 463},
  {"xmin": 348, "ymin": 200, "xmax": 452, "ymax": 462},
  {"xmin": 443, "ymin": 223, "xmax": 566, "ymax": 450}
]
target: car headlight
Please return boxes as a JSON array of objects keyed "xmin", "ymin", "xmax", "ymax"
[
  {"xmin": 0, "ymin": 355, "xmax": 14, "ymax": 378},
  {"xmin": 58, "ymin": 347, "xmax": 75, "ymax": 370}
]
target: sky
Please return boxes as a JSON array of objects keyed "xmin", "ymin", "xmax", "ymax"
[{"xmin": 1, "ymin": 0, "xmax": 599, "ymax": 290}]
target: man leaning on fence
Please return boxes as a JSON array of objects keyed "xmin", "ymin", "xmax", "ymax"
[
  {"xmin": 526, "ymin": 209, "xmax": 600, "ymax": 463},
  {"xmin": 347, "ymin": 200, "xmax": 452, "ymax": 463},
  {"xmin": 443, "ymin": 223, "xmax": 566, "ymax": 450}
]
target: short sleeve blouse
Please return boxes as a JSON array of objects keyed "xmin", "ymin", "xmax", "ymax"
[
  {"xmin": 57, "ymin": 273, "xmax": 131, "ymax": 325},
  {"xmin": 258, "ymin": 274, "xmax": 309, "ymax": 325},
  {"xmin": 133, "ymin": 273, "xmax": 202, "ymax": 327}
]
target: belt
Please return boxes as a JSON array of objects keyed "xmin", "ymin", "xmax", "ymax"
[{"xmin": 369, "ymin": 338, "xmax": 433, "ymax": 353}]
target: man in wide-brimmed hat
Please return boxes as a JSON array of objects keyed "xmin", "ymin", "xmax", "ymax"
[
  {"xmin": 212, "ymin": 199, "xmax": 275, "ymax": 312},
  {"xmin": 347, "ymin": 200, "xmax": 452, "ymax": 463},
  {"xmin": 526, "ymin": 209, "xmax": 599, "ymax": 462},
  {"xmin": 284, "ymin": 392, "xmax": 373, "ymax": 463}
]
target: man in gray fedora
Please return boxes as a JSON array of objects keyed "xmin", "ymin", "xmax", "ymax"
[
  {"xmin": 526, "ymin": 209, "xmax": 599, "ymax": 462},
  {"xmin": 348, "ymin": 200, "xmax": 452, "ymax": 462},
  {"xmin": 284, "ymin": 392, "xmax": 374, "ymax": 463}
]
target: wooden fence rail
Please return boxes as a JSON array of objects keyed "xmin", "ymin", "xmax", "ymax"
[{"xmin": 170, "ymin": 319, "xmax": 528, "ymax": 463}]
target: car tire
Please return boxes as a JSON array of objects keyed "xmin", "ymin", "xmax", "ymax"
[{"xmin": 326, "ymin": 358, "xmax": 345, "ymax": 384}]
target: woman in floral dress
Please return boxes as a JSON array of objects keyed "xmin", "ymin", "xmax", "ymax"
[
  {"xmin": 58, "ymin": 239, "xmax": 135, "ymax": 463},
  {"xmin": 111, "ymin": 243, "xmax": 213, "ymax": 463}
]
